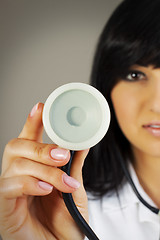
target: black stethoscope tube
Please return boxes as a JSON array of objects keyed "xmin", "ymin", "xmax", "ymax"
[
  {"xmin": 62, "ymin": 151, "xmax": 160, "ymax": 240},
  {"xmin": 61, "ymin": 151, "xmax": 99, "ymax": 240},
  {"xmin": 118, "ymin": 154, "xmax": 159, "ymax": 215}
]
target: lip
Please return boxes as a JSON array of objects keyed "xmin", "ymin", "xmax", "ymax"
[{"xmin": 143, "ymin": 122, "xmax": 160, "ymax": 137}]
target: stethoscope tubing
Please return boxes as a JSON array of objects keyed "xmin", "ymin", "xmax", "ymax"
[
  {"xmin": 61, "ymin": 151, "xmax": 100, "ymax": 240},
  {"xmin": 61, "ymin": 150, "xmax": 160, "ymax": 240},
  {"xmin": 117, "ymin": 154, "xmax": 159, "ymax": 215}
]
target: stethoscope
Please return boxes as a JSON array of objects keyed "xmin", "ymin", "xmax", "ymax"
[{"xmin": 43, "ymin": 82, "xmax": 160, "ymax": 240}]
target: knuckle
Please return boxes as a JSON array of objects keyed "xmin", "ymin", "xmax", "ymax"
[
  {"xmin": 20, "ymin": 176, "xmax": 28, "ymax": 191},
  {"xmin": 45, "ymin": 166, "xmax": 55, "ymax": 179},
  {"xmin": 33, "ymin": 144, "xmax": 46, "ymax": 158},
  {"xmin": 4, "ymin": 138, "xmax": 18, "ymax": 154},
  {"xmin": 33, "ymin": 143, "xmax": 55, "ymax": 159},
  {"xmin": 44, "ymin": 166, "xmax": 59, "ymax": 184},
  {"xmin": 11, "ymin": 158, "xmax": 25, "ymax": 174}
]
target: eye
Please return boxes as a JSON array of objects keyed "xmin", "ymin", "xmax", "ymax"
[{"xmin": 125, "ymin": 70, "xmax": 146, "ymax": 81}]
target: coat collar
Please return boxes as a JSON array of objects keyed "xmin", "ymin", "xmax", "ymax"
[{"xmin": 101, "ymin": 163, "xmax": 159, "ymax": 225}]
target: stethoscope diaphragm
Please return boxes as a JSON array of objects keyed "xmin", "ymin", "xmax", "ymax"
[{"xmin": 43, "ymin": 82, "xmax": 110, "ymax": 150}]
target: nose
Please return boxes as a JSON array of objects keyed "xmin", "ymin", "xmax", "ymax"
[{"xmin": 149, "ymin": 79, "xmax": 160, "ymax": 113}]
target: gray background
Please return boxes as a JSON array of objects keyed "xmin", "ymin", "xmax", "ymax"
[
  {"xmin": 0, "ymin": 0, "xmax": 122, "ymax": 239},
  {"xmin": 0, "ymin": 0, "xmax": 122, "ymax": 165}
]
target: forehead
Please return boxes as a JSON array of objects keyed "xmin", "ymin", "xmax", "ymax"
[{"xmin": 129, "ymin": 64, "xmax": 160, "ymax": 73}]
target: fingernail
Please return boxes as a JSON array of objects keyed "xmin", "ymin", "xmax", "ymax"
[
  {"xmin": 62, "ymin": 174, "xmax": 80, "ymax": 189},
  {"xmin": 50, "ymin": 148, "xmax": 69, "ymax": 160},
  {"xmin": 38, "ymin": 181, "xmax": 53, "ymax": 191},
  {"xmin": 30, "ymin": 103, "xmax": 39, "ymax": 117}
]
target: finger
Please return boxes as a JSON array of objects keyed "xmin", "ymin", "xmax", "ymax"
[
  {"xmin": 70, "ymin": 149, "xmax": 89, "ymax": 198},
  {"xmin": 18, "ymin": 102, "xmax": 44, "ymax": 142},
  {"xmin": 5, "ymin": 158, "xmax": 80, "ymax": 193},
  {"xmin": 0, "ymin": 175, "xmax": 53, "ymax": 224},
  {"xmin": 5, "ymin": 138, "xmax": 70, "ymax": 168},
  {"xmin": 0, "ymin": 175, "xmax": 53, "ymax": 199},
  {"xmin": 70, "ymin": 149, "xmax": 89, "ymax": 220},
  {"xmin": 70, "ymin": 149, "xmax": 90, "ymax": 184}
]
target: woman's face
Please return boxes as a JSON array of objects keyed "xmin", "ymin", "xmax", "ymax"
[{"xmin": 111, "ymin": 65, "xmax": 160, "ymax": 159}]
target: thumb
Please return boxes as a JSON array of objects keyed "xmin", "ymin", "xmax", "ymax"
[
  {"xmin": 70, "ymin": 149, "xmax": 89, "ymax": 184},
  {"xmin": 70, "ymin": 149, "xmax": 89, "ymax": 222},
  {"xmin": 18, "ymin": 102, "xmax": 44, "ymax": 142},
  {"xmin": 70, "ymin": 149, "xmax": 89, "ymax": 199}
]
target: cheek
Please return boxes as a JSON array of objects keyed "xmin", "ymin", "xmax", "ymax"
[{"xmin": 111, "ymin": 86, "xmax": 138, "ymax": 135}]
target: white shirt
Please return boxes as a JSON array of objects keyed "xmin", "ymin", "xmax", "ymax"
[{"xmin": 86, "ymin": 164, "xmax": 160, "ymax": 240}]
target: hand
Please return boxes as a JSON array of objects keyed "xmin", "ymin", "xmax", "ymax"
[{"xmin": 0, "ymin": 103, "xmax": 89, "ymax": 240}]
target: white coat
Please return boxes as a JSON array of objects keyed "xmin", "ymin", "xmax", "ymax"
[{"xmin": 85, "ymin": 164, "xmax": 160, "ymax": 240}]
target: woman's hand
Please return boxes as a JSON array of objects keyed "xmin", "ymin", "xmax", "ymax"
[{"xmin": 0, "ymin": 103, "xmax": 89, "ymax": 240}]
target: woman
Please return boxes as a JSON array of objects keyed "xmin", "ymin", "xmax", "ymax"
[
  {"xmin": 83, "ymin": 0, "xmax": 160, "ymax": 238},
  {"xmin": 1, "ymin": 0, "xmax": 160, "ymax": 239}
]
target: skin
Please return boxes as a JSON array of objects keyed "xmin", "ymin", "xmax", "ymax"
[
  {"xmin": 0, "ymin": 103, "xmax": 89, "ymax": 240},
  {"xmin": 2, "ymin": 64, "xmax": 160, "ymax": 239},
  {"xmin": 111, "ymin": 65, "xmax": 160, "ymax": 208}
]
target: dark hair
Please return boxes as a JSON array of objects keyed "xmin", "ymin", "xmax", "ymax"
[{"xmin": 83, "ymin": 0, "xmax": 160, "ymax": 196}]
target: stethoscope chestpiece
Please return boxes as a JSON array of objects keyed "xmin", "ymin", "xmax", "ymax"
[
  {"xmin": 43, "ymin": 82, "xmax": 110, "ymax": 150},
  {"xmin": 43, "ymin": 82, "xmax": 110, "ymax": 240}
]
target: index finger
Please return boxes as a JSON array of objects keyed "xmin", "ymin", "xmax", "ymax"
[{"xmin": 18, "ymin": 102, "xmax": 44, "ymax": 142}]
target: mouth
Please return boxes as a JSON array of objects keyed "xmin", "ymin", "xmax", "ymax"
[{"xmin": 143, "ymin": 123, "xmax": 160, "ymax": 136}]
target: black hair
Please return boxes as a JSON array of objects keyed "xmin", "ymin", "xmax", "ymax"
[{"xmin": 83, "ymin": 0, "xmax": 160, "ymax": 196}]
